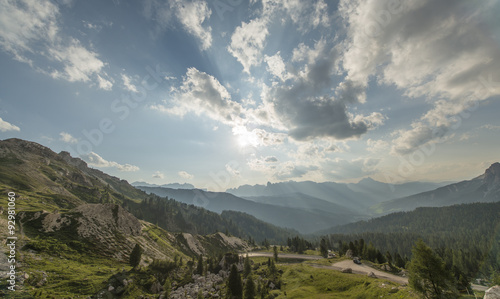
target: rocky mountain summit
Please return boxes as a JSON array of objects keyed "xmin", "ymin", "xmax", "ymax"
[{"xmin": 374, "ymin": 162, "xmax": 500, "ymax": 214}]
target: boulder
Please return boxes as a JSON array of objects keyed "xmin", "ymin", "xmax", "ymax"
[
  {"xmin": 341, "ymin": 268, "xmax": 352, "ymax": 273},
  {"xmin": 368, "ymin": 272, "xmax": 377, "ymax": 278},
  {"xmin": 484, "ymin": 286, "xmax": 500, "ymax": 299}
]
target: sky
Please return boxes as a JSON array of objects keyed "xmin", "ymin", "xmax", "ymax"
[{"xmin": 0, "ymin": 0, "xmax": 500, "ymax": 191}]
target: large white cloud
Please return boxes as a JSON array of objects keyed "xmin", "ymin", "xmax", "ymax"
[
  {"xmin": 339, "ymin": 0, "xmax": 500, "ymax": 154},
  {"xmin": 0, "ymin": 0, "xmax": 111, "ymax": 89},
  {"xmin": 228, "ymin": 17, "xmax": 269, "ymax": 74},
  {"xmin": 152, "ymin": 67, "xmax": 244, "ymax": 126},
  {"xmin": 0, "ymin": 117, "xmax": 20, "ymax": 132}
]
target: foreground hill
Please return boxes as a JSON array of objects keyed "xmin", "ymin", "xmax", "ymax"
[
  {"xmin": 136, "ymin": 186, "xmax": 362, "ymax": 234},
  {"xmin": 372, "ymin": 162, "xmax": 500, "ymax": 214}
]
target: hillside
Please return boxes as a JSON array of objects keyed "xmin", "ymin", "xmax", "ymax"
[
  {"xmin": 136, "ymin": 185, "xmax": 362, "ymax": 233},
  {"xmin": 0, "ymin": 138, "xmax": 292, "ymax": 243},
  {"xmin": 372, "ymin": 162, "xmax": 500, "ymax": 214},
  {"xmin": 320, "ymin": 202, "xmax": 500, "ymax": 282},
  {"xmin": 0, "ymin": 138, "xmax": 145, "ymax": 210}
]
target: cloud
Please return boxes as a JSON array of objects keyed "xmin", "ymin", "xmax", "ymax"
[
  {"xmin": 0, "ymin": 0, "xmax": 110, "ymax": 89},
  {"xmin": 152, "ymin": 171, "xmax": 164, "ymax": 179},
  {"xmin": 366, "ymin": 138, "xmax": 389, "ymax": 153},
  {"xmin": 324, "ymin": 157, "xmax": 381, "ymax": 181},
  {"xmin": 232, "ymin": 126, "xmax": 287, "ymax": 147},
  {"xmin": 178, "ymin": 171, "xmax": 194, "ymax": 179},
  {"xmin": 0, "ymin": 117, "xmax": 20, "ymax": 132},
  {"xmin": 228, "ymin": 17, "xmax": 269, "ymax": 74},
  {"xmin": 143, "ymin": 0, "xmax": 212, "ymax": 50},
  {"xmin": 481, "ymin": 124, "xmax": 500, "ymax": 131},
  {"xmin": 258, "ymin": 38, "xmax": 381, "ymax": 142},
  {"xmin": 391, "ymin": 123, "xmax": 448, "ymax": 155},
  {"xmin": 339, "ymin": 0, "xmax": 500, "ymax": 154},
  {"xmin": 82, "ymin": 152, "xmax": 139, "ymax": 172},
  {"xmin": 121, "ymin": 74, "xmax": 138, "ymax": 93},
  {"xmin": 225, "ymin": 164, "xmax": 240, "ymax": 177},
  {"xmin": 59, "ymin": 132, "xmax": 77, "ymax": 144},
  {"xmin": 97, "ymin": 75, "xmax": 113, "ymax": 91},
  {"xmin": 260, "ymin": 0, "xmax": 330, "ymax": 32},
  {"xmin": 264, "ymin": 156, "xmax": 278, "ymax": 163},
  {"xmin": 265, "ymin": 52, "xmax": 290, "ymax": 81},
  {"xmin": 275, "ymin": 161, "xmax": 318, "ymax": 180},
  {"xmin": 153, "ymin": 67, "xmax": 244, "ymax": 126},
  {"xmin": 173, "ymin": 0, "xmax": 212, "ymax": 50}
]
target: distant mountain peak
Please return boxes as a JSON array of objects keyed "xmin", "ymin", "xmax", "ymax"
[{"xmin": 483, "ymin": 162, "xmax": 500, "ymax": 186}]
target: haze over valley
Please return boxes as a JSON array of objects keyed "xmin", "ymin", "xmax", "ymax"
[{"xmin": 1, "ymin": 0, "xmax": 500, "ymax": 297}]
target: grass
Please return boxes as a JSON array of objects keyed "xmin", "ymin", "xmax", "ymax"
[{"xmin": 273, "ymin": 263, "xmax": 419, "ymax": 299}]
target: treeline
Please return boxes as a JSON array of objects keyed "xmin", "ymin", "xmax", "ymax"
[
  {"xmin": 322, "ymin": 202, "xmax": 500, "ymax": 280},
  {"xmin": 121, "ymin": 194, "xmax": 293, "ymax": 244}
]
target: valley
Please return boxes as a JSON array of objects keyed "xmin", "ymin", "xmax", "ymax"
[{"xmin": 0, "ymin": 138, "xmax": 498, "ymax": 298}]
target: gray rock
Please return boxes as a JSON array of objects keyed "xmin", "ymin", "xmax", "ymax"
[
  {"xmin": 341, "ymin": 268, "xmax": 352, "ymax": 273},
  {"xmin": 484, "ymin": 286, "xmax": 500, "ymax": 299}
]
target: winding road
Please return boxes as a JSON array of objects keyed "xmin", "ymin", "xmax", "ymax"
[{"xmin": 243, "ymin": 252, "xmax": 487, "ymax": 291}]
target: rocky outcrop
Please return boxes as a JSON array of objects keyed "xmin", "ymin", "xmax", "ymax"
[
  {"xmin": 73, "ymin": 204, "xmax": 142, "ymax": 238},
  {"xmin": 484, "ymin": 286, "xmax": 500, "ymax": 299}
]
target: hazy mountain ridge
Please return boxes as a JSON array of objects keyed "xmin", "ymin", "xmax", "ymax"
[
  {"xmin": 131, "ymin": 181, "xmax": 196, "ymax": 190},
  {"xmin": 242, "ymin": 192, "xmax": 356, "ymax": 215},
  {"xmin": 135, "ymin": 186, "xmax": 363, "ymax": 233},
  {"xmin": 226, "ymin": 179, "xmax": 449, "ymax": 212},
  {"xmin": 373, "ymin": 162, "xmax": 500, "ymax": 214},
  {"xmin": 322, "ymin": 201, "xmax": 500, "ymax": 235}
]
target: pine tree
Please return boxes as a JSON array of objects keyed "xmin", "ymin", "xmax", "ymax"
[
  {"xmin": 320, "ymin": 238, "xmax": 328, "ymax": 258},
  {"xmin": 196, "ymin": 255, "xmax": 204, "ymax": 275},
  {"xmin": 408, "ymin": 240, "xmax": 456, "ymax": 298},
  {"xmin": 129, "ymin": 243, "xmax": 143, "ymax": 268},
  {"xmin": 227, "ymin": 264, "xmax": 242, "ymax": 299},
  {"xmin": 243, "ymin": 277, "xmax": 256, "ymax": 299},
  {"xmin": 273, "ymin": 246, "xmax": 279, "ymax": 262},
  {"xmin": 243, "ymin": 254, "xmax": 252, "ymax": 278}
]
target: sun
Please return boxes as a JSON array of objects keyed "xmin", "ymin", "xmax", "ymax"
[{"xmin": 234, "ymin": 126, "xmax": 260, "ymax": 148}]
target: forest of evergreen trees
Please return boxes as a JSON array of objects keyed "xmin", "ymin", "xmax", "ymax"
[
  {"xmin": 121, "ymin": 194, "xmax": 293, "ymax": 244},
  {"xmin": 321, "ymin": 202, "xmax": 500, "ymax": 282}
]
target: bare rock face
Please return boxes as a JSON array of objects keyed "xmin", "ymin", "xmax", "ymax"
[
  {"xmin": 73, "ymin": 204, "xmax": 142, "ymax": 238},
  {"xmin": 484, "ymin": 163, "xmax": 500, "ymax": 187},
  {"xmin": 484, "ymin": 286, "xmax": 500, "ymax": 299}
]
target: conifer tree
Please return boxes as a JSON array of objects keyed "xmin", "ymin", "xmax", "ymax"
[
  {"xmin": 196, "ymin": 254, "xmax": 204, "ymax": 275},
  {"xmin": 227, "ymin": 264, "xmax": 242, "ymax": 299},
  {"xmin": 243, "ymin": 254, "xmax": 252, "ymax": 278},
  {"xmin": 129, "ymin": 243, "xmax": 143, "ymax": 268},
  {"xmin": 408, "ymin": 240, "xmax": 456, "ymax": 298},
  {"xmin": 243, "ymin": 277, "xmax": 256, "ymax": 299}
]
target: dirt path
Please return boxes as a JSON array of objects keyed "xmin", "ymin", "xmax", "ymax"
[{"xmin": 243, "ymin": 252, "xmax": 323, "ymax": 260}]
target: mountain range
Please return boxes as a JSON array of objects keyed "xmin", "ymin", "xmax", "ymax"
[
  {"xmin": 135, "ymin": 186, "xmax": 361, "ymax": 234},
  {"xmin": 226, "ymin": 179, "xmax": 449, "ymax": 213},
  {"xmin": 372, "ymin": 162, "xmax": 500, "ymax": 214}
]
